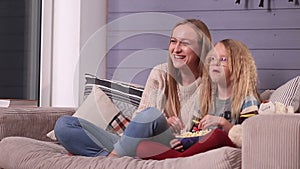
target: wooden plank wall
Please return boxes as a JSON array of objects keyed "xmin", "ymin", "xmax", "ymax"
[{"xmin": 107, "ymin": 0, "xmax": 300, "ymax": 91}]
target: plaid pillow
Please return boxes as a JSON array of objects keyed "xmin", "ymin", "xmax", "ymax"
[
  {"xmin": 106, "ymin": 112, "xmax": 131, "ymax": 135},
  {"xmin": 84, "ymin": 74, "xmax": 144, "ymax": 134}
]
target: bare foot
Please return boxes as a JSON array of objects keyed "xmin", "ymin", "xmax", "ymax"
[{"xmin": 108, "ymin": 150, "xmax": 119, "ymax": 158}]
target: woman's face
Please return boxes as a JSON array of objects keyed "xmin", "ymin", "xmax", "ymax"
[
  {"xmin": 169, "ymin": 24, "xmax": 200, "ymax": 73},
  {"xmin": 208, "ymin": 42, "xmax": 231, "ymax": 86}
]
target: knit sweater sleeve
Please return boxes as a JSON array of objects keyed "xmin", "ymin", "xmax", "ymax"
[{"xmin": 132, "ymin": 63, "xmax": 168, "ymax": 118}]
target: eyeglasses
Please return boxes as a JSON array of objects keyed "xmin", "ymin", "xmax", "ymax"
[{"xmin": 207, "ymin": 55, "xmax": 228, "ymax": 66}]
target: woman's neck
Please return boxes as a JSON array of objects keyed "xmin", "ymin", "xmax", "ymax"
[
  {"xmin": 176, "ymin": 64, "xmax": 200, "ymax": 86},
  {"xmin": 180, "ymin": 69, "xmax": 199, "ymax": 86}
]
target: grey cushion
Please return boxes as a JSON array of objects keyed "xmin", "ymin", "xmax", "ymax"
[
  {"xmin": 269, "ymin": 76, "xmax": 300, "ymax": 112},
  {"xmin": 0, "ymin": 107, "xmax": 75, "ymax": 141},
  {"xmin": 0, "ymin": 136, "xmax": 241, "ymax": 169}
]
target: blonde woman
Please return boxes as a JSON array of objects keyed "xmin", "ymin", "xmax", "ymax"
[
  {"xmin": 108, "ymin": 19, "xmax": 213, "ymax": 157},
  {"xmin": 198, "ymin": 39, "xmax": 261, "ymax": 133},
  {"xmin": 55, "ymin": 19, "xmax": 213, "ymax": 157}
]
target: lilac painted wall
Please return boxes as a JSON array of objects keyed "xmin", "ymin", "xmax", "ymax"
[{"xmin": 106, "ymin": 0, "xmax": 300, "ymax": 91}]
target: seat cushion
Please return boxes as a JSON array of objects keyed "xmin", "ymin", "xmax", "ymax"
[{"xmin": 0, "ymin": 136, "xmax": 241, "ymax": 169}]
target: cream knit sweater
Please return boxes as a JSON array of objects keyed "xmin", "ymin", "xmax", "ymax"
[{"xmin": 133, "ymin": 63, "xmax": 202, "ymax": 132}]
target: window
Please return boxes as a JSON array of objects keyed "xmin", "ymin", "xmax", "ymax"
[{"xmin": 0, "ymin": 0, "xmax": 41, "ymax": 100}]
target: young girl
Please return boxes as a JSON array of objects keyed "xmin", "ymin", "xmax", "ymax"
[{"xmin": 198, "ymin": 39, "xmax": 260, "ymax": 133}]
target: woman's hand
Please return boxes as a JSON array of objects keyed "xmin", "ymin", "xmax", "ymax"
[
  {"xmin": 170, "ymin": 138, "xmax": 184, "ymax": 151},
  {"xmin": 167, "ymin": 116, "xmax": 184, "ymax": 134}
]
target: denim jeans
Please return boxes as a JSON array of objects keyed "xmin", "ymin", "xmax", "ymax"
[
  {"xmin": 54, "ymin": 115, "xmax": 119, "ymax": 156},
  {"xmin": 114, "ymin": 107, "xmax": 175, "ymax": 157},
  {"xmin": 54, "ymin": 107, "xmax": 174, "ymax": 157}
]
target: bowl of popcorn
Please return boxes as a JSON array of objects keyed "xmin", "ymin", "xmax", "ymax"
[{"xmin": 176, "ymin": 129, "xmax": 212, "ymax": 150}]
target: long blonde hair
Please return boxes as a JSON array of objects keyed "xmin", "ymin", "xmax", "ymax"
[
  {"xmin": 200, "ymin": 39, "xmax": 260, "ymax": 120},
  {"xmin": 165, "ymin": 19, "xmax": 213, "ymax": 118}
]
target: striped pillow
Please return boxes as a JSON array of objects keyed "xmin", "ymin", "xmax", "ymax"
[
  {"xmin": 84, "ymin": 74, "xmax": 144, "ymax": 118},
  {"xmin": 269, "ymin": 76, "xmax": 300, "ymax": 112}
]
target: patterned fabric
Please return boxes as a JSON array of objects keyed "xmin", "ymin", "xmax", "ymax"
[
  {"xmin": 84, "ymin": 74, "xmax": 144, "ymax": 118},
  {"xmin": 107, "ymin": 112, "xmax": 131, "ymax": 135},
  {"xmin": 236, "ymin": 96, "xmax": 259, "ymax": 124},
  {"xmin": 83, "ymin": 74, "xmax": 144, "ymax": 135},
  {"xmin": 240, "ymin": 96, "xmax": 259, "ymax": 115},
  {"xmin": 269, "ymin": 76, "xmax": 300, "ymax": 112}
]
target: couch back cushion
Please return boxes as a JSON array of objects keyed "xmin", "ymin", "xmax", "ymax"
[
  {"xmin": 269, "ymin": 76, "xmax": 300, "ymax": 112},
  {"xmin": 84, "ymin": 74, "xmax": 144, "ymax": 118}
]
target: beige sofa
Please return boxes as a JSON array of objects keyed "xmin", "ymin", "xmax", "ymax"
[
  {"xmin": 0, "ymin": 107, "xmax": 299, "ymax": 169},
  {"xmin": 0, "ymin": 75, "xmax": 299, "ymax": 169}
]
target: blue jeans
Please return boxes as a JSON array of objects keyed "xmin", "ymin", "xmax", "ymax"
[
  {"xmin": 54, "ymin": 116, "xmax": 119, "ymax": 156},
  {"xmin": 54, "ymin": 107, "xmax": 174, "ymax": 157},
  {"xmin": 114, "ymin": 107, "xmax": 175, "ymax": 157}
]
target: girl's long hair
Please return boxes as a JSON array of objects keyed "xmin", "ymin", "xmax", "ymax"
[
  {"xmin": 200, "ymin": 39, "xmax": 260, "ymax": 119},
  {"xmin": 164, "ymin": 19, "xmax": 213, "ymax": 118}
]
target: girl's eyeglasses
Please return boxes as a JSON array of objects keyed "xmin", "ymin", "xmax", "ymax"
[{"xmin": 207, "ymin": 55, "xmax": 228, "ymax": 66}]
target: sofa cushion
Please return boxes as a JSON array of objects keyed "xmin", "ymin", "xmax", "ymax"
[
  {"xmin": 47, "ymin": 74, "xmax": 145, "ymax": 140},
  {"xmin": 0, "ymin": 136, "xmax": 241, "ymax": 169},
  {"xmin": 47, "ymin": 86, "xmax": 129, "ymax": 140},
  {"xmin": 74, "ymin": 86, "xmax": 120, "ymax": 128},
  {"xmin": 0, "ymin": 107, "xmax": 75, "ymax": 141},
  {"xmin": 269, "ymin": 76, "xmax": 300, "ymax": 112},
  {"xmin": 84, "ymin": 73, "xmax": 144, "ymax": 118},
  {"xmin": 260, "ymin": 89, "xmax": 275, "ymax": 101}
]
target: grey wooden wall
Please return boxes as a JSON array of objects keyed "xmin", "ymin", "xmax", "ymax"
[{"xmin": 106, "ymin": 0, "xmax": 300, "ymax": 91}]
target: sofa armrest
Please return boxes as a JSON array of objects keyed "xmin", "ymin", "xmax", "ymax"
[
  {"xmin": 242, "ymin": 114, "xmax": 300, "ymax": 169},
  {"xmin": 0, "ymin": 107, "xmax": 75, "ymax": 142}
]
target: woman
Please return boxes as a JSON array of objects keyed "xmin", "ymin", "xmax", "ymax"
[{"xmin": 54, "ymin": 19, "xmax": 213, "ymax": 157}]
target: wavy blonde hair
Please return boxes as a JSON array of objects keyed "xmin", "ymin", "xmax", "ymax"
[
  {"xmin": 200, "ymin": 39, "xmax": 260, "ymax": 120},
  {"xmin": 164, "ymin": 19, "xmax": 213, "ymax": 118}
]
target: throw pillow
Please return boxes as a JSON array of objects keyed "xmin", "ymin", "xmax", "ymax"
[
  {"xmin": 260, "ymin": 89, "xmax": 275, "ymax": 101},
  {"xmin": 269, "ymin": 76, "xmax": 300, "ymax": 112},
  {"xmin": 84, "ymin": 73, "xmax": 144, "ymax": 118},
  {"xmin": 47, "ymin": 74, "xmax": 145, "ymax": 141},
  {"xmin": 47, "ymin": 86, "xmax": 130, "ymax": 140},
  {"xmin": 72, "ymin": 86, "xmax": 120, "ymax": 129}
]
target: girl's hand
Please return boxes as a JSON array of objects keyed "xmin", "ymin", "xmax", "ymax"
[
  {"xmin": 170, "ymin": 138, "xmax": 183, "ymax": 151},
  {"xmin": 198, "ymin": 115, "xmax": 233, "ymax": 133},
  {"xmin": 167, "ymin": 116, "xmax": 184, "ymax": 134},
  {"xmin": 198, "ymin": 115, "xmax": 222, "ymax": 129}
]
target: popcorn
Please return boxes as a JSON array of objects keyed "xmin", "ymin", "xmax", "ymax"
[{"xmin": 176, "ymin": 129, "xmax": 211, "ymax": 138}]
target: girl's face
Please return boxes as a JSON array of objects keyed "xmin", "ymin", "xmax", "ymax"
[
  {"xmin": 208, "ymin": 42, "xmax": 231, "ymax": 86},
  {"xmin": 169, "ymin": 24, "xmax": 200, "ymax": 73}
]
